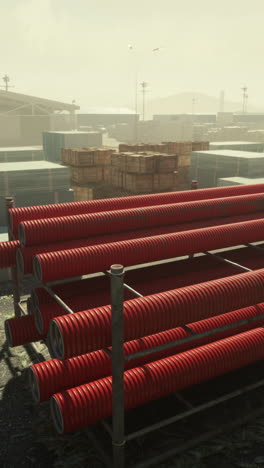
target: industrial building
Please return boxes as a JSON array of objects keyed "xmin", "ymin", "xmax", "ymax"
[{"xmin": 0, "ymin": 90, "xmax": 79, "ymax": 146}]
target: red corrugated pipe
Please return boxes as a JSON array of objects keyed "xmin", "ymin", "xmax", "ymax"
[
  {"xmin": 51, "ymin": 327, "xmax": 264, "ymax": 433},
  {"xmin": 9, "ymin": 183, "xmax": 264, "ymax": 235},
  {"xmin": 0, "ymin": 240, "xmax": 20, "ymax": 269},
  {"xmin": 34, "ymin": 257, "xmax": 247, "ymax": 335},
  {"xmin": 5, "ymin": 315, "xmax": 45, "ymax": 347},
  {"xmin": 34, "ymin": 218, "xmax": 264, "ymax": 282},
  {"xmin": 18, "ymin": 193, "xmax": 264, "ymax": 247},
  {"xmin": 18, "ymin": 211, "xmax": 262, "ymax": 275},
  {"xmin": 29, "ymin": 304, "xmax": 264, "ymax": 402},
  {"xmin": 48, "ymin": 268, "xmax": 264, "ymax": 359},
  {"xmin": 35, "ymin": 291, "xmax": 112, "ymax": 334},
  {"xmin": 31, "ymin": 242, "xmax": 264, "ymax": 307}
]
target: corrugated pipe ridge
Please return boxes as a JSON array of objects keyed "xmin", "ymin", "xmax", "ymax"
[
  {"xmin": 35, "ymin": 291, "xmax": 111, "ymax": 334},
  {"xmin": 9, "ymin": 183, "xmax": 264, "ymax": 234},
  {"xmin": 0, "ymin": 240, "xmax": 20, "ymax": 269},
  {"xmin": 4, "ymin": 315, "xmax": 45, "ymax": 347},
  {"xmin": 51, "ymin": 327, "xmax": 264, "ymax": 433},
  {"xmin": 18, "ymin": 193, "xmax": 264, "ymax": 247},
  {"xmin": 30, "ymin": 304, "xmax": 264, "ymax": 402},
  {"xmin": 17, "ymin": 212, "xmax": 262, "ymax": 275},
  {"xmin": 31, "ymin": 242, "xmax": 264, "ymax": 307},
  {"xmin": 34, "ymin": 218, "xmax": 264, "ymax": 282},
  {"xmin": 35, "ymin": 255, "xmax": 262, "ymax": 335},
  {"xmin": 48, "ymin": 268, "xmax": 264, "ymax": 359}
]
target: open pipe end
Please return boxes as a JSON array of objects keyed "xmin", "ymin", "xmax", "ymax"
[
  {"xmin": 4, "ymin": 320, "xmax": 13, "ymax": 347},
  {"xmin": 33, "ymin": 257, "xmax": 42, "ymax": 282},
  {"xmin": 27, "ymin": 367, "xmax": 40, "ymax": 403},
  {"xmin": 50, "ymin": 396, "xmax": 64, "ymax": 434},
  {"xmin": 18, "ymin": 223, "xmax": 26, "ymax": 247},
  {"xmin": 48, "ymin": 320, "xmax": 64, "ymax": 359},
  {"xmin": 16, "ymin": 249, "xmax": 25, "ymax": 275}
]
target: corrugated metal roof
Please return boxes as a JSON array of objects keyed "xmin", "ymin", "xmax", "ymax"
[{"xmin": 0, "ymin": 90, "xmax": 79, "ymax": 112}]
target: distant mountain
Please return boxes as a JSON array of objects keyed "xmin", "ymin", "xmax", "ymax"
[{"xmin": 147, "ymin": 92, "xmax": 263, "ymax": 116}]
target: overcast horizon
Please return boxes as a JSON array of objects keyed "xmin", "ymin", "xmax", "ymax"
[{"xmin": 1, "ymin": 0, "xmax": 263, "ymax": 112}]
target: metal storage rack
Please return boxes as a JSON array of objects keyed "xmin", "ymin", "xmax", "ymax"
[{"xmin": 5, "ymin": 196, "xmax": 264, "ymax": 468}]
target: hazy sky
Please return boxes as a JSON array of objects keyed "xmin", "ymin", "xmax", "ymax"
[{"xmin": 1, "ymin": 0, "xmax": 263, "ymax": 111}]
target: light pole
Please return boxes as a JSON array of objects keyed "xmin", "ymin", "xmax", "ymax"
[
  {"xmin": 141, "ymin": 81, "xmax": 148, "ymax": 121},
  {"xmin": 128, "ymin": 46, "xmax": 162, "ymax": 141}
]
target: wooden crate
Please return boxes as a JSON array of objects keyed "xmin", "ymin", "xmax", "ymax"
[
  {"xmin": 125, "ymin": 153, "xmax": 156, "ymax": 174},
  {"xmin": 111, "ymin": 152, "xmax": 121, "ymax": 167},
  {"xmin": 123, "ymin": 173, "xmax": 153, "ymax": 193},
  {"xmin": 61, "ymin": 148, "xmax": 72, "ymax": 165},
  {"xmin": 119, "ymin": 144, "xmax": 146, "ymax": 153},
  {"xmin": 72, "ymin": 185, "xmax": 93, "ymax": 201},
  {"xmin": 178, "ymin": 167, "xmax": 190, "ymax": 190},
  {"xmin": 192, "ymin": 141, "xmax": 209, "ymax": 151},
  {"xmin": 70, "ymin": 166, "xmax": 105, "ymax": 184},
  {"xmin": 68, "ymin": 148, "xmax": 113, "ymax": 167},
  {"xmin": 157, "ymin": 154, "xmax": 178, "ymax": 172},
  {"xmin": 111, "ymin": 168, "xmax": 123, "ymax": 188},
  {"xmin": 70, "ymin": 149, "xmax": 94, "ymax": 166},
  {"xmin": 94, "ymin": 149, "xmax": 112, "ymax": 166},
  {"xmin": 153, "ymin": 172, "xmax": 178, "ymax": 191},
  {"xmin": 178, "ymin": 154, "xmax": 191, "ymax": 168},
  {"xmin": 163, "ymin": 141, "xmax": 192, "ymax": 155},
  {"xmin": 103, "ymin": 166, "xmax": 110, "ymax": 182}
]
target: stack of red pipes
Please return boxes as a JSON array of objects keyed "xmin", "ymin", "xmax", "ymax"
[{"xmin": 2, "ymin": 184, "xmax": 264, "ymax": 433}]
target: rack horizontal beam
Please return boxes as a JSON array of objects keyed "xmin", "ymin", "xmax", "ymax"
[
  {"xmin": 42, "ymin": 284, "xmax": 74, "ymax": 314},
  {"xmin": 125, "ymin": 378, "xmax": 264, "ymax": 441},
  {"xmin": 204, "ymin": 251, "xmax": 252, "ymax": 272},
  {"xmin": 124, "ymin": 312, "xmax": 264, "ymax": 362}
]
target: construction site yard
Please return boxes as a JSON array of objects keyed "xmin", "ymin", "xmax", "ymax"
[{"xmin": 0, "ymin": 294, "xmax": 264, "ymax": 468}]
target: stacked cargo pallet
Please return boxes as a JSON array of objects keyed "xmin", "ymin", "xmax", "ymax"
[
  {"xmin": 192, "ymin": 149, "xmax": 264, "ymax": 189},
  {"xmin": 115, "ymin": 141, "xmax": 209, "ymax": 192},
  {"xmin": 61, "ymin": 148, "xmax": 113, "ymax": 201},
  {"xmin": 111, "ymin": 151, "xmax": 178, "ymax": 193},
  {"xmin": 2, "ymin": 183, "xmax": 264, "ymax": 444}
]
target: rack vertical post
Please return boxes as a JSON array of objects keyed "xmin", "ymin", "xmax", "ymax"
[
  {"xmin": 5, "ymin": 197, "xmax": 21, "ymax": 317},
  {"xmin": 110, "ymin": 264, "xmax": 125, "ymax": 468}
]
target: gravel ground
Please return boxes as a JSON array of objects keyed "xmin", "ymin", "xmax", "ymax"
[{"xmin": 0, "ymin": 295, "xmax": 264, "ymax": 468}]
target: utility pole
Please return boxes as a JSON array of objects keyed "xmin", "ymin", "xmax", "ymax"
[
  {"xmin": 0, "ymin": 75, "xmax": 14, "ymax": 92},
  {"xmin": 241, "ymin": 85, "xmax": 248, "ymax": 113},
  {"xmin": 141, "ymin": 81, "xmax": 148, "ymax": 121}
]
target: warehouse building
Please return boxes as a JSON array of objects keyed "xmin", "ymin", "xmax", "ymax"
[{"xmin": 0, "ymin": 90, "xmax": 79, "ymax": 147}]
